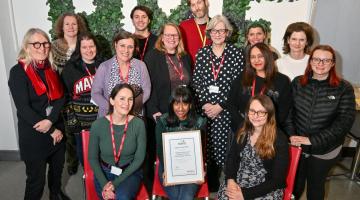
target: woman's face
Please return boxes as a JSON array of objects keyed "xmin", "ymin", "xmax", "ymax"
[
  {"xmin": 209, "ymin": 22, "xmax": 227, "ymax": 46},
  {"xmin": 132, "ymin": 10, "xmax": 150, "ymax": 32},
  {"xmin": 162, "ymin": 25, "xmax": 180, "ymax": 53},
  {"xmin": 80, "ymin": 39, "xmax": 97, "ymax": 64},
  {"xmin": 287, "ymin": 31, "xmax": 307, "ymax": 54},
  {"xmin": 115, "ymin": 38, "xmax": 135, "ymax": 63},
  {"xmin": 110, "ymin": 88, "xmax": 134, "ymax": 116},
  {"xmin": 173, "ymin": 101, "xmax": 190, "ymax": 120},
  {"xmin": 247, "ymin": 27, "xmax": 266, "ymax": 46},
  {"xmin": 248, "ymin": 100, "xmax": 268, "ymax": 129},
  {"xmin": 310, "ymin": 49, "xmax": 335, "ymax": 80},
  {"xmin": 250, "ymin": 47, "xmax": 265, "ymax": 74},
  {"xmin": 26, "ymin": 33, "xmax": 50, "ymax": 62},
  {"xmin": 63, "ymin": 16, "xmax": 78, "ymax": 38}
]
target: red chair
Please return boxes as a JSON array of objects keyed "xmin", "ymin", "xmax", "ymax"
[
  {"xmin": 151, "ymin": 157, "xmax": 209, "ymax": 200},
  {"xmin": 82, "ymin": 130, "xmax": 149, "ymax": 200},
  {"xmin": 283, "ymin": 145, "xmax": 302, "ymax": 200}
]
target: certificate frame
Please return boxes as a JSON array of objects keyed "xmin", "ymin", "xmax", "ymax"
[{"xmin": 162, "ymin": 130, "xmax": 204, "ymax": 186}]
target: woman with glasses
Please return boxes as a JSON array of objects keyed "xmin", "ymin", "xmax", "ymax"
[
  {"xmin": 8, "ymin": 28, "xmax": 69, "ymax": 200},
  {"xmin": 226, "ymin": 43, "xmax": 291, "ymax": 133},
  {"xmin": 218, "ymin": 95, "xmax": 289, "ymax": 200},
  {"xmin": 276, "ymin": 22, "xmax": 314, "ymax": 80},
  {"xmin": 192, "ymin": 15, "xmax": 245, "ymax": 191},
  {"xmin": 284, "ymin": 45, "xmax": 356, "ymax": 200},
  {"xmin": 91, "ymin": 30, "xmax": 151, "ymax": 118}
]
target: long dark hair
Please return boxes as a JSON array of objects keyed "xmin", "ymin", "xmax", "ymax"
[
  {"xmin": 166, "ymin": 86, "xmax": 197, "ymax": 128},
  {"xmin": 108, "ymin": 83, "xmax": 135, "ymax": 115},
  {"xmin": 69, "ymin": 32, "xmax": 103, "ymax": 66}
]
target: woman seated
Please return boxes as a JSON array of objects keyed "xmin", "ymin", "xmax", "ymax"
[
  {"xmin": 218, "ymin": 95, "xmax": 289, "ymax": 200},
  {"xmin": 155, "ymin": 86, "xmax": 207, "ymax": 200},
  {"xmin": 89, "ymin": 83, "xmax": 146, "ymax": 200}
]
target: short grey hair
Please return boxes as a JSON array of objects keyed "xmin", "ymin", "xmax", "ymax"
[{"xmin": 206, "ymin": 15, "xmax": 233, "ymax": 39}]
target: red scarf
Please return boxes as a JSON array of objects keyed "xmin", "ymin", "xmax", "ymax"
[{"xmin": 19, "ymin": 60, "xmax": 64, "ymax": 101}]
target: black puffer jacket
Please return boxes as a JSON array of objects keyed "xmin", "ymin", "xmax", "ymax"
[{"xmin": 284, "ymin": 76, "xmax": 356, "ymax": 154}]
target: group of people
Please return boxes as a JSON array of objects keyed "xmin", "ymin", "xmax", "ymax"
[{"xmin": 7, "ymin": 0, "xmax": 356, "ymax": 200}]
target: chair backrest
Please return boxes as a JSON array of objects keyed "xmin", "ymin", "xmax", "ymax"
[{"xmin": 283, "ymin": 145, "xmax": 302, "ymax": 200}]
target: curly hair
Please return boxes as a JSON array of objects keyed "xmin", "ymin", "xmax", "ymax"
[
  {"xmin": 54, "ymin": 12, "xmax": 88, "ymax": 39},
  {"xmin": 282, "ymin": 22, "xmax": 314, "ymax": 54}
]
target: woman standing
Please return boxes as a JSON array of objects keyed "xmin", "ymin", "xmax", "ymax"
[
  {"xmin": 61, "ymin": 32, "xmax": 103, "ymax": 166},
  {"xmin": 91, "ymin": 30, "xmax": 151, "ymax": 118},
  {"xmin": 155, "ymin": 86, "xmax": 206, "ymax": 200},
  {"xmin": 192, "ymin": 15, "xmax": 245, "ymax": 191},
  {"xmin": 227, "ymin": 43, "xmax": 291, "ymax": 133},
  {"xmin": 218, "ymin": 95, "xmax": 289, "ymax": 200},
  {"xmin": 276, "ymin": 22, "xmax": 314, "ymax": 80},
  {"xmin": 8, "ymin": 28, "xmax": 68, "ymax": 200},
  {"xmin": 89, "ymin": 83, "xmax": 146, "ymax": 200},
  {"xmin": 285, "ymin": 45, "xmax": 356, "ymax": 200}
]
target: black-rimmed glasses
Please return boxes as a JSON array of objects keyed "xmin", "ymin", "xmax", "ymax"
[
  {"xmin": 29, "ymin": 42, "xmax": 51, "ymax": 49},
  {"xmin": 311, "ymin": 57, "xmax": 333, "ymax": 65},
  {"xmin": 248, "ymin": 109, "xmax": 267, "ymax": 117},
  {"xmin": 209, "ymin": 29, "xmax": 228, "ymax": 35}
]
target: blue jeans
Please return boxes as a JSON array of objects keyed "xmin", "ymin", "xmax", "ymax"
[
  {"xmin": 94, "ymin": 164, "xmax": 143, "ymax": 200},
  {"xmin": 158, "ymin": 162, "xmax": 199, "ymax": 200}
]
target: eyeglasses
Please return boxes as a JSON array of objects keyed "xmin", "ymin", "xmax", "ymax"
[
  {"xmin": 163, "ymin": 34, "xmax": 179, "ymax": 39},
  {"xmin": 210, "ymin": 29, "xmax": 228, "ymax": 35},
  {"xmin": 311, "ymin": 57, "xmax": 333, "ymax": 65},
  {"xmin": 248, "ymin": 109, "xmax": 267, "ymax": 117},
  {"xmin": 250, "ymin": 54, "xmax": 264, "ymax": 60},
  {"xmin": 29, "ymin": 42, "xmax": 51, "ymax": 49}
]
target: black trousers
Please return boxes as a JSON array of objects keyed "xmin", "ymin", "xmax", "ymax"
[
  {"xmin": 23, "ymin": 145, "xmax": 65, "ymax": 200},
  {"xmin": 293, "ymin": 153, "xmax": 340, "ymax": 200}
]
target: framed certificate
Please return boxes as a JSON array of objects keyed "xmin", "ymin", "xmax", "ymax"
[{"xmin": 162, "ymin": 130, "xmax": 204, "ymax": 186}]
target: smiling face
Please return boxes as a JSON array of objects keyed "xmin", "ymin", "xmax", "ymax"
[
  {"xmin": 287, "ymin": 31, "xmax": 307, "ymax": 54},
  {"xmin": 173, "ymin": 101, "xmax": 190, "ymax": 121},
  {"xmin": 248, "ymin": 100, "xmax": 268, "ymax": 129},
  {"xmin": 189, "ymin": 0, "xmax": 208, "ymax": 19},
  {"xmin": 209, "ymin": 22, "xmax": 227, "ymax": 46},
  {"xmin": 110, "ymin": 88, "xmax": 134, "ymax": 116},
  {"xmin": 162, "ymin": 25, "xmax": 180, "ymax": 53},
  {"xmin": 26, "ymin": 33, "xmax": 50, "ymax": 62},
  {"xmin": 132, "ymin": 9, "xmax": 150, "ymax": 32},
  {"xmin": 247, "ymin": 27, "xmax": 266, "ymax": 46},
  {"xmin": 115, "ymin": 38, "xmax": 135, "ymax": 63},
  {"xmin": 250, "ymin": 47, "xmax": 265, "ymax": 75},
  {"xmin": 80, "ymin": 39, "xmax": 97, "ymax": 64},
  {"xmin": 63, "ymin": 16, "xmax": 78, "ymax": 38},
  {"xmin": 310, "ymin": 49, "xmax": 335, "ymax": 80}
]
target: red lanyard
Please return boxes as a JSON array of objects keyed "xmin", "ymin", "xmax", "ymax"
[
  {"xmin": 116, "ymin": 58, "xmax": 130, "ymax": 83},
  {"xmin": 82, "ymin": 62, "xmax": 95, "ymax": 76},
  {"xmin": 139, "ymin": 35, "xmax": 150, "ymax": 61},
  {"xmin": 251, "ymin": 78, "xmax": 266, "ymax": 97},
  {"xmin": 109, "ymin": 114, "xmax": 129, "ymax": 165},
  {"xmin": 166, "ymin": 54, "xmax": 184, "ymax": 80},
  {"xmin": 211, "ymin": 54, "xmax": 225, "ymax": 81}
]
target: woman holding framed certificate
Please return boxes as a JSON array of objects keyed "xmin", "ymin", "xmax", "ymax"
[
  {"xmin": 218, "ymin": 95, "xmax": 289, "ymax": 200},
  {"xmin": 155, "ymin": 86, "xmax": 207, "ymax": 200}
]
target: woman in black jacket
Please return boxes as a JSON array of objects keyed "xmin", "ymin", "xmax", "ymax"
[{"xmin": 285, "ymin": 45, "xmax": 356, "ymax": 200}]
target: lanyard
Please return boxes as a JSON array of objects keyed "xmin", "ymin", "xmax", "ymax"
[
  {"xmin": 166, "ymin": 54, "xmax": 184, "ymax": 80},
  {"xmin": 110, "ymin": 114, "xmax": 129, "ymax": 165},
  {"xmin": 251, "ymin": 78, "xmax": 266, "ymax": 97},
  {"xmin": 82, "ymin": 62, "xmax": 95, "ymax": 76},
  {"xmin": 139, "ymin": 34, "xmax": 150, "ymax": 61},
  {"xmin": 195, "ymin": 21, "xmax": 207, "ymax": 47},
  {"xmin": 116, "ymin": 58, "xmax": 130, "ymax": 83},
  {"xmin": 211, "ymin": 54, "xmax": 225, "ymax": 81}
]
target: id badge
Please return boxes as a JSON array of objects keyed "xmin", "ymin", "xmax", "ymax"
[
  {"xmin": 209, "ymin": 85, "xmax": 219, "ymax": 94},
  {"xmin": 110, "ymin": 166, "xmax": 122, "ymax": 176},
  {"xmin": 46, "ymin": 106, "xmax": 53, "ymax": 116}
]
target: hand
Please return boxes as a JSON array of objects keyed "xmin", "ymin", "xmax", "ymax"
[
  {"xmin": 290, "ymin": 136, "xmax": 311, "ymax": 146},
  {"xmin": 33, "ymin": 119, "xmax": 52, "ymax": 133},
  {"xmin": 226, "ymin": 179, "xmax": 243, "ymax": 200},
  {"xmin": 153, "ymin": 112, "xmax": 162, "ymax": 121},
  {"xmin": 50, "ymin": 129, "xmax": 63, "ymax": 145},
  {"xmin": 102, "ymin": 181, "xmax": 115, "ymax": 200},
  {"xmin": 203, "ymin": 103, "xmax": 223, "ymax": 119}
]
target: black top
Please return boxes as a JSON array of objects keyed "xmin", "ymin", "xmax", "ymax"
[
  {"xmin": 134, "ymin": 33, "xmax": 157, "ymax": 61},
  {"xmin": 144, "ymin": 49, "xmax": 192, "ymax": 119},
  {"xmin": 226, "ymin": 72, "xmax": 291, "ymax": 132},
  {"xmin": 225, "ymin": 129, "xmax": 289, "ymax": 199},
  {"xmin": 8, "ymin": 63, "xmax": 65, "ymax": 160}
]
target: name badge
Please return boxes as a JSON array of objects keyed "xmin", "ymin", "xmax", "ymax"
[
  {"xmin": 46, "ymin": 106, "xmax": 53, "ymax": 116},
  {"xmin": 209, "ymin": 85, "xmax": 219, "ymax": 94},
  {"xmin": 110, "ymin": 166, "xmax": 122, "ymax": 176}
]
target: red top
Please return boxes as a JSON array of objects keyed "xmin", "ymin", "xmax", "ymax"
[{"xmin": 180, "ymin": 18, "xmax": 212, "ymax": 71}]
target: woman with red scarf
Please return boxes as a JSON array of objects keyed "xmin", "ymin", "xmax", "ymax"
[{"xmin": 8, "ymin": 28, "xmax": 68, "ymax": 200}]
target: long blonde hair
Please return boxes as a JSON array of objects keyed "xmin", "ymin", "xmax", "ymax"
[
  {"xmin": 237, "ymin": 95, "xmax": 277, "ymax": 159},
  {"xmin": 17, "ymin": 28, "xmax": 55, "ymax": 70},
  {"xmin": 154, "ymin": 23, "xmax": 186, "ymax": 57}
]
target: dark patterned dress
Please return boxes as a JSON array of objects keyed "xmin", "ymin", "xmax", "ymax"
[
  {"xmin": 217, "ymin": 136, "xmax": 284, "ymax": 200},
  {"xmin": 192, "ymin": 43, "xmax": 245, "ymax": 166}
]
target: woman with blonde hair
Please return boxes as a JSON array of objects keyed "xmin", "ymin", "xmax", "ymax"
[{"xmin": 218, "ymin": 95, "xmax": 289, "ymax": 199}]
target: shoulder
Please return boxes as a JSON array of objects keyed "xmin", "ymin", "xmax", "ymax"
[
  {"xmin": 146, "ymin": 49, "xmax": 163, "ymax": 58},
  {"xmin": 131, "ymin": 58, "xmax": 146, "ymax": 68},
  {"xmin": 91, "ymin": 117, "xmax": 108, "ymax": 130},
  {"xmin": 63, "ymin": 60, "xmax": 80, "ymax": 74},
  {"xmin": 179, "ymin": 18, "xmax": 194, "ymax": 27},
  {"xmin": 275, "ymin": 72, "xmax": 291, "ymax": 84},
  {"xmin": 275, "ymin": 129, "xmax": 289, "ymax": 147},
  {"xmin": 97, "ymin": 57, "xmax": 115, "ymax": 70},
  {"xmin": 129, "ymin": 116, "xmax": 145, "ymax": 128},
  {"xmin": 52, "ymin": 39, "xmax": 67, "ymax": 50},
  {"xmin": 9, "ymin": 63, "xmax": 23, "ymax": 74},
  {"xmin": 197, "ymin": 45, "xmax": 211, "ymax": 55}
]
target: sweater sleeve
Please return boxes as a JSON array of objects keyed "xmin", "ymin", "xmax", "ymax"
[
  {"xmin": 275, "ymin": 74, "xmax": 292, "ymax": 131},
  {"xmin": 91, "ymin": 62, "xmax": 109, "ymax": 116},
  {"xmin": 309, "ymin": 82, "xmax": 356, "ymax": 154},
  {"xmin": 224, "ymin": 135, "xmax": 242, "ymax": 180},
  {"xmin": 226, "ymin": 75, "xmax": 243, "ymax": 132},
  {"xmin": 144, "ymin": 52, "xmax": 161, "ymax": 117},
  {"xmin": 155, "ymin": 117, "xmax": 167, "ymax": 167},
  {"xmin": 192, "ymin": 49, "xmax": 210, "ymax": 107},
  {"xmin": 139, "ymin": 60, "xmax": 151, "ymax": 103},
  {"xmin": 112, "ymin": 119, "xmax": 147, "ymax": 188},
  {"xmin": 242, "ymin": 132, "xmax": 289, "ymax": 199},
  {"xmin": 283, "ymin": 78, "xmax": 299, "ymax": 137}
]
